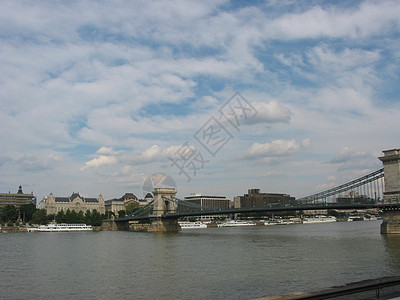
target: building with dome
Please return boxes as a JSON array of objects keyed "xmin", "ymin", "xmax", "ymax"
[{"xmin": 44, "ymin": 192, "xmax": 105, "ymax": 215}]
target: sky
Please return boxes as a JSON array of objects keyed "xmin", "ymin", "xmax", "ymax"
[{"xmin": 1, "ymin": 0, "xmax": 400, "ymax": 203}]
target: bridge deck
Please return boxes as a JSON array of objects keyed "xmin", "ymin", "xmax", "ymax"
[{"xmin": 115, "ymin": 202, "xmax": 399, "ymax": 222}]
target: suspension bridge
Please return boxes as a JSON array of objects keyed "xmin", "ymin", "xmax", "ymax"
[{"xmin": 105, "ymin": 149, "xmax": 400, "ymax": 233}]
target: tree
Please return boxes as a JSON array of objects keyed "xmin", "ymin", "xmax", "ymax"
[
  {"xmin": 65, "ymin": 209, "xmax": 72, "ymax": 223},
  {"xmin": 20, "ymin": 203, "xmax": 37, "ymax": 222},
  {"xmin": 118, "ymin": 210, "xmax": 126, "ymax": 218},
  {"xmin": 104, "ymin": 210, "xmax": 114, "ymax": 219},
  {"xmin": 90, "ymin": 209, "xmax": 103, "ymax": 226},
  {"xmin": 55, "ymin": 210, "xmax": 66, "ymax": 223},
  {"xmin": 77, "ymin": 211, "xmax": 85, "ymax": 223},
  {"xmin": 47, "ymin": 214, "xmax": 55, "ymax": 222},
  {"xmin": 1, "ymin": 204, "xmax": 18, "ymax": 222},
  {"xmin": 125, "ymin": 201, "xmax": 140, "ymax": 215},
  {"xmin": 85, "ymin": 210, "xmax": 92, "ymax": 224},
  {"xmin": 31, "ymin": 209, "xmax": 48, "ymax": 225}
]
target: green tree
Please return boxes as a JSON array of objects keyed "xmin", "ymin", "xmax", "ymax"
[
  {"xmin": 84, "ymin": 210, "xmax": 92, "ymax": 224},
  {"xmin": 104, "ymin": 210, "xmax": 114, "ymax": 219},
  {"xmin": 118, "ymin": 210, "xmax": 126, "ymax": 218},
  {"xmin": 55, "ymin": 210, "xmax": 66, "ymax": 223},
  {"xmin": 47, "ymin": 214, "xmax": 55, "ymax": 222},
  {"xmin": 77, "ymin": 211, "xmax": 85, "ymax": 223},
  {"xmin": 125, "ymin": 201, "xmax": 140, "ymax": 215},
  {"xmin": 65, "ymin": 209, "xmax": 73, "ymax": 223},
  {"xmin": 68, "ymin": 210, "xmax": 79, "ymax": 223},
  {"xmin": 90, "ymin": 209, "xmax": 103, "ymax": 226},
  {"xmin": 20, "ymin": 203, "xmax": 37, "ymax": 222},
  {"xmin": 31, "ymin": 209, "xmax": 48, "ymax": 225},
  {"xmin": 1, "ymin": 204, "xmax": 18, "ymax": 222}
]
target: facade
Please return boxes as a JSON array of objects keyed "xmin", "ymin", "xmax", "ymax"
[
  {"xmin": 234, "ymin": 189, "xmax": 295, "ymax": 209},
  {"xmin": 45, "ymin": 192, "xmax": 105, "ymax": 215},
  {"xmin": 180, "ymin": 194, "xmax": 231, "ymax": 220},
  {"xmin": 0, "ymin": 186, "xmax": 36, "ymax": 210},
  {"xmin": 105, "ymin": 193, "xmax": 139, "ymax": 216}
]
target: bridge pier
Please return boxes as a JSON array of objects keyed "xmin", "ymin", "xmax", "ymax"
[
  {"xmin": 379, "ymin": 149, "xmax": 400, "ymax": 234},
  {"xmin": 149, "ymin": 188, "xmax": 180, "ymax": 232},
  {"xmin": 148, "ymin": 219, "xmax": 181, "ymax": 232},
  {"xmin": 381, "ymin": 209, "xmax": 400, "ymax": 234}
]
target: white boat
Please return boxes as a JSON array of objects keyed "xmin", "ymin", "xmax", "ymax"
[
  {"xmin": 179, "ymin": 222, "xmax": 207, "ymax": 229},
  {"xmin": 347, "ymin": 216, "xmax": 365, "ymax": 221},
  {"xmin": 217, "ymin": 220, "xmax": 256, "ymax": 227},
  {"xmin": 302, "ymin": 216, "xmax": 337, "ymax": 224},
  {"xmin": 27, "ymin": 223, "xmax": 93, "ymax": 232}
]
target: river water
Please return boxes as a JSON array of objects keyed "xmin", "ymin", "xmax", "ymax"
[{"xmin": 1, "ymin": 220, "xmax": 400, "ymax": 299}]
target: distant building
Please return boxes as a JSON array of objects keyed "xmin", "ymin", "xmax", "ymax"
[
  {"xmin": 139, "ymin": 193, "xmax": 154, "ymax": 206},
  {"xmin": 105, "ymin": 193, "xmax": 139, "ymax": 216},
  {"xmin": 180, "ymin": 194, "xmax": 231, "ymax": 220},
  {"xmin": 0, "ymin": 185, "xmax": 37, "ymax": 210},
  {"xmin": 234, "ymin": 189, "xmax": 295, "ymax": 209},
  {"xmin": 336, "ymin": 191, "xmax": 375, "ymax": 205},
  {"xmin": 45, "ymin": 192, "xmax": 105, "ymax": 215}
]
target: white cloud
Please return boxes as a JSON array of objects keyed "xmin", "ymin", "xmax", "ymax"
[
  {"xmin": 80, "ymin": 144, "xmax": 185, "ymax": 172},
  {"xmin": 268, "ymin": 1, "xmax": 400, "ymax": 40},
  {"xmin": 240, "ymin": 138, "xmax": 311, "ymax": 163},
  {"xmin": 247, "ymin": 100, "xmax": 292, "ymax": 125},
  {"xmin": 15, "ymin": 153, "xmax": 61, "ymax": 171},
  {"xmin": 328, "ymin": 148, "xmax": 369, "ymax": 164},
  {"xmin": 1, "ymin": 1, "xmax": 400, "ymax": 202},
  {"xmin": 80, "ymin": 155, "xmax": 118, "ymax": 171}
]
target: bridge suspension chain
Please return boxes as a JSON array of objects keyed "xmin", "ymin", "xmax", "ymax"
[{"xmin": 297, "ymin": 168, "xmax": 384, "ymax": 203}]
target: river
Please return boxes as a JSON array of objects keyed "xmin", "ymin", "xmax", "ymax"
[{"xmin": 1, "ymin": 220, "xmax": 400, "ymax": 299}]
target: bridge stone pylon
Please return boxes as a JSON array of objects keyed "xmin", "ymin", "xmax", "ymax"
[
  {"xmin": 149, "ymin": 188, "xmax": 180, "ymax": 232},
  {"xmin": 379, "ymin": 149, "xmax": 400, "ymax": 202},
  {"xmin": 153, "ymin": 187, "xmax": 177, "ymax": 217},
  {"xmin": 379, "ymin": 149, "xmax": 400, "ymax": 234}
]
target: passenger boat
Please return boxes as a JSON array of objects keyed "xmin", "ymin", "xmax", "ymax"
[
  {"xmin": 178, "ymin": 222, "xmax": 207, "ymax": 229},
  {"xmin": 27, "ymin": 223, "xmax": 93, "ymax": 232},
  {"xmin": 217, "ymin": 220, "xmax": 256, "ymax": 227},
  {"xmin": 302, "ymin": 216, "xmax": 337, "ymax": 224}
]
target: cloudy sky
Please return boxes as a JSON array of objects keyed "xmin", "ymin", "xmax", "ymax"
[{"xmin": 1, "ymin": 0, "xmax": 399, "ymax": 203}]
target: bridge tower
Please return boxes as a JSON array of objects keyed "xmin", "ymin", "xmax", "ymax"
[
  {"xmin": 149, "ymin": 188, "xmax": 180, "ymax": 232},
  {"xmin": 153, "ymin": 187, "xmax": 178, "ymax": 217},
  {"xmin": 379, "ymin": 149, "xmax": 400, "ymax": 234}
]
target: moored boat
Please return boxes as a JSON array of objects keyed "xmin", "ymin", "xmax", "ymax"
[
  {"xmin": 178, "ymin": 222, "xmax": 207, "ymax": 229},
  {"xmin": 27, "ymin": 223, "xmax": 93, "ymax": 232},
  {"xmin": 217, "ymin": 220, "xmax": 256, "ymax": 227},
  {"xmin": 302, "ymin": 216, "xmax": 337, "ymax": 224}
]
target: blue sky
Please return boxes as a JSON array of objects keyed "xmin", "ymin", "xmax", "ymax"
[{"xmin": 1, "ymin": 0, "xmax": 399, "ymax": 202}]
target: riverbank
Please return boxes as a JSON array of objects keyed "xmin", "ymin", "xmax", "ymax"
[{"xmin": 1, "ymin": 225, "xmax": 28, "ymax": 233}]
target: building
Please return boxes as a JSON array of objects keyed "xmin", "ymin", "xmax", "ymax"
[
  {"xmin": 139, "ymin": 193, "xmax": 154, "ymax": 206},
  {"xmin": 180, "ymin": 194, "xmax": 231, "ymax": 220},
  {"xmin": 105, "ymin": 193, "xmax": 139, "ymax": 216},
  {"xmin": 45, "ymin": 192, "xmax": 105, "ymax": 215},
  {"xmin": 234, "ymin": 189, "xmax": 295, "ymax": 209},
  {"xmin": 336, "ymin": 191, "xmax": 375, "ymax": 205},
  {"xmin": 0, "ymin": 185, "xmax": 36, "ymax": 210}
]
